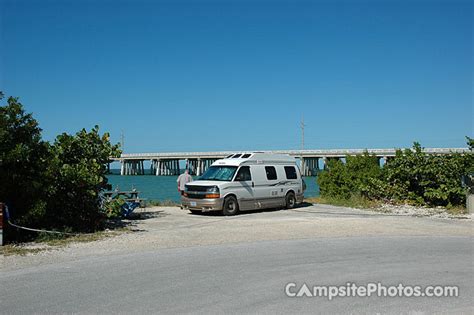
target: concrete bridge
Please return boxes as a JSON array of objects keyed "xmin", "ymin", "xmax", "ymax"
[{"xmin": 111, "ymin": 148, "xmax": 470, "ymax": 176}]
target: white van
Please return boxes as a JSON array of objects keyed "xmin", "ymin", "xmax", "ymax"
[{"xmin": 181, "ymin": 153, "xmax": 305, "ymax": 215}]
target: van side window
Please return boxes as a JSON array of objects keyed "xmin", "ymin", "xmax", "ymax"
[
  {"xmin": 284, "ymin": 166, "xmax": 297, "ymax": 179},
  {"xmin": 265, "ymin": 166, "xmax": 277, "ymax": 180},
  {"xmin": 234, "ymin": 166, "xmax": 252, "ymax": 181}
]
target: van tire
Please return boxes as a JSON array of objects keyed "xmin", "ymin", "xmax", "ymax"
[
  {"xmin": 285, "ymin": 192, "xmax": 296, "ymax": 209},
  {"xmin": 223, "ymin": 196, "xmax": 239, "ymax": 216}
]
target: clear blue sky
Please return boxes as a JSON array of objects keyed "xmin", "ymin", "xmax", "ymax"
[{"xmin": 1, "ymin": 0, "xmax": 472, "ymax": 153}]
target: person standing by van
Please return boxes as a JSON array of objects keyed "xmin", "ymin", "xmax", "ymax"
[{"xmin": 177, "ymin": 169, "xmax": 193, "ymax": 195}]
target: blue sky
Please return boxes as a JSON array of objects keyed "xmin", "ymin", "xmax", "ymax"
[{"xmin": 1, "ymin": 0, "xmax": 472, "ymax": 153}]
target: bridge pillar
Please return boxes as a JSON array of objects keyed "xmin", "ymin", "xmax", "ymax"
[
  {"xmin": 202, "ymin": 159, "xmax": 212, "ymax": 174},
  {"xmin": 120, "ymin": 160, "xmax": 124, "ymax": 175},
  {"xmin": 164, "ymin": 160, "xmax": 170, "ymax": 176},
  {"xmin": 300, "ymin": 158, "xmax": 306, "ymax": 176},
  {"xmin": 184, "ymin": 159, "xmax": 188, "ymax": 172},
  {"xmin": 188, "ymin": 160, "xmax": 195, "ymax": 175},
  {"xmin": 163, "ymin": 161, "xmax": 167, "ymax": 175},
  {"xmin": 196, "ymin": 159, "xmax": 202, "ymax": 176},
  {"xmin": 173, "ymin": 159, "xmax": 179, "ymax": 175},
  {"xmin": 193, "ymin": 160, "xmax": 198, "ymax": 175},
  {"xmin": 156, "ymin": 160, "xmax": 159, "ymax": 175},
  {"xmin": 376, "ymin": 157, "xmax": 382, "ymax": 167},
  {"xmin": 150, "ymin": 159, "xmax": 155, "ymax": 175},
  {"xmin": 308, "ymin": 157, "xmax": 319, "ymax": 176},
  {"xmin": 139, "ymin": 161, "xmax": 143, "ymax": 175}
]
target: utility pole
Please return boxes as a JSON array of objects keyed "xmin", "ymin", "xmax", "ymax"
[
  {"xmin": 300, "ymin": 115, "xmax": 305, "ymax": 151},
  {"xmin": 121, "ymin": 130, "xmax": 125, "ymax": 152},
  {"xmin": 300, "ymin": 116, "xmax": 306, "ymax": 176}
]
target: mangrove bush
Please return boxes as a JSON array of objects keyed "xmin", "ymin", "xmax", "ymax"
[{"xmin": 0, "ymin": 92, "xmax": 121, "ymax": 241}]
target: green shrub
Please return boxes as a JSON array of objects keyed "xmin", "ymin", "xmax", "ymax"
[
  {"xmin": 317, "ymin": 152, "xmax": 382, "ymax": 200},
  {"xmin": 1, "ymin": 92, "xmax": 121, "ymax": 241},
  {"xmin": 102, "ymin": 197, "xmax": 126, "ymax": 219},
  {"xmin": 317, "ymin": 142, "xmax": 473, "ymax": 207},
  {"xmin": 383, "ymin": 142, "xmax": 472, "ymax": 206},
  {"xmin": 44, "ymin": 126, "xmax": 121, "ymax": 231}
]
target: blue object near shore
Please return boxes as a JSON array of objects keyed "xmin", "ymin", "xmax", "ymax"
[{"xmin": 121, "ymin": 201, "xmax": 140, "ymax": 217}]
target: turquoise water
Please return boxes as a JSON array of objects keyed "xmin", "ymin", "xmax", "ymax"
[{"xmin": 106, "ymin": 174, "xmax": 319, "ymax": 202}]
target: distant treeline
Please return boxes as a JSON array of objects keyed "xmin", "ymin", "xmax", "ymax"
[{"xmin": 318, "ymin": 141, "xmax": 474, "ymax": 207}]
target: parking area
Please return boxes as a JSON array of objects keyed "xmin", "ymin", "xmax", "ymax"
[
  {"xmin": 2, "ymin": 203, "xmax": 473, "ymax": 272},
  {"xmin": 1, "ymin": 203, "xmax": 473, "ymax": 314}
]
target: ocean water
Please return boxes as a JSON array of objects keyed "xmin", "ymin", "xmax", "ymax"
[{"xmin": 106, "ymin": 173, "xmax": 319, "ymax": 202}]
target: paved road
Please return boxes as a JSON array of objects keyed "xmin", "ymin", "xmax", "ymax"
[{"xmin": 1, "ymin": 205, "xmax": 473, "ymax": 314}]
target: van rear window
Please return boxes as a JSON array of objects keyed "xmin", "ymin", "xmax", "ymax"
[
  {"xmin": 265, "ymin": 166, "xmax": 277, "ymax": 180},
  {"xmin": 284, "ymin": 166, "xmax": 297, "ymax": 179},
  {"xmin": 241, "ymin": 154, "xmax": 251, "ymax": 158}
]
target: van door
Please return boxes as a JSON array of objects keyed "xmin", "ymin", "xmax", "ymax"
[
  {"xmin": 232, "ymin": 166, "xmax": 255, "ymax": 210},
  {"xmin": 252, "ymin": 165, "xmax": 283, "ymax": 209}
]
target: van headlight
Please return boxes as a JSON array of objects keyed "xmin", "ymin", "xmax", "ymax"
[
  {"xmin": 207, "ymin": 186, "xmax": 219, "ymax": 193},
  {"xmin": 205, "ymin": 186, "xmax": 220, "ymax": 198}
]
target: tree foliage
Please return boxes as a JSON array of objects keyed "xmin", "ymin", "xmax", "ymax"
[
  {"xmin": 318, "ymin": 142, "xmax": 473, "ymax": 207},
  {"xmin": 381, "ymin": 143, "xmax": 471, "ymax": 206},
  {"xmin": 0, "ymin": 92, "xmax": 121, "ymax": 240},
  {"xmin": 0, "ymin": 94, "xmax": 51, "ymax": 230},
  {"xmin": 45, "ymin": 126, "xmax": 121, "ymax": 231},
  {"xmin": 318, "ymin": 153, "xmax": 382, "ymax": 200}
]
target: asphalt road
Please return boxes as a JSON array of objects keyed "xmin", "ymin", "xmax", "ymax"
[{"xmin": 1, "ymin": 205, "xmax": 473, "ymax": 314}]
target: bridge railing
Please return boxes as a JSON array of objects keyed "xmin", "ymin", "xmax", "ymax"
[{"xmin": 114, "ymin": 148, "xmax": 469, "ymax": 160}]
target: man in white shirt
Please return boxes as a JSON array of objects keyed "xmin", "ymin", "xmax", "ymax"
[{"xmin": 177, "ymin": 169, "xmax": 193, "ymax": 195}]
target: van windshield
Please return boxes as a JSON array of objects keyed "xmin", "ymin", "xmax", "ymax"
[{"xmin": 200, "ymin": 166, "xmax": 238, "ymax": 181}]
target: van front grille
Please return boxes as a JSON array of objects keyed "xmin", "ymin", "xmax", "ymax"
[
  {"xmin": 186, "ymin": 185, "xmax": 209, "ymax": 192},
  {"xmin": 187, "ymin": 193, "xmax": 206, "ymax": 199}
]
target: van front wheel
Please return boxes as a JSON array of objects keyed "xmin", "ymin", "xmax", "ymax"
[
  {"xmin": 223, "ymin": 196, "xmax": 239, "ymax": 216},
  {"xmin": 285, "ymin": 192, "xmax": 296, "ymax": 209}
]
